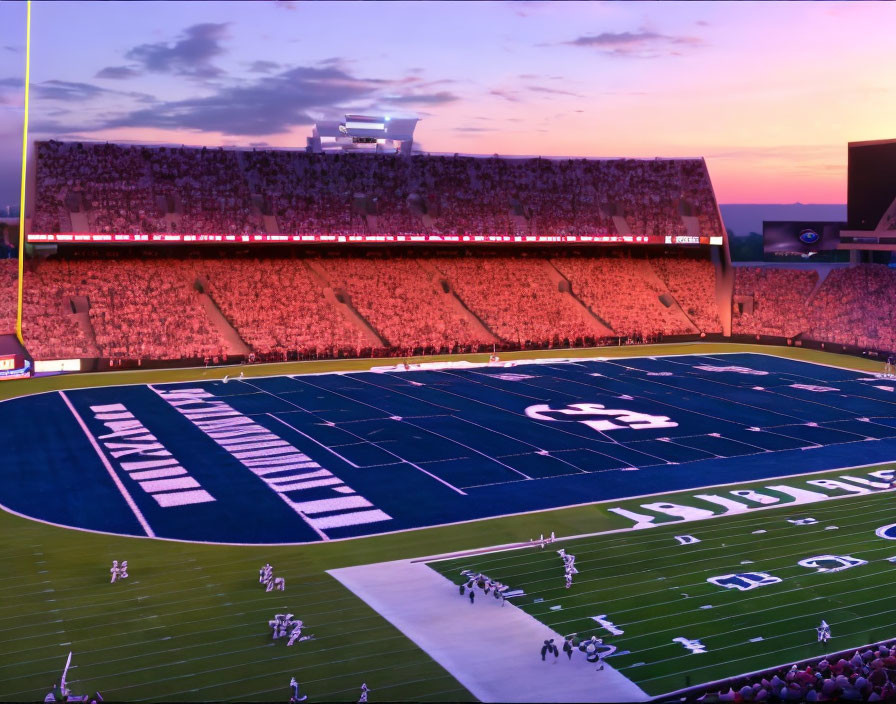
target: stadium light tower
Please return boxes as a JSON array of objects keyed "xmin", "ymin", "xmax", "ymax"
[{"xmin": 15, "ymin": 1, "xmax": 31, "ymax": 345}]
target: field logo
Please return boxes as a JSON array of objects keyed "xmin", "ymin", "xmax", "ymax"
[
  {"xmin": 672, "ymin": 637, "xmax": 707, "ymax": 654},
  {"xmin": 694, "ymin": 365, "xmax": 769, "ymax": 376},
  {"xmin": 798, "ymin": 555, "xmax": 867, "ymax": 573},
  {"xmin": 876, "ymin": 524, "xmax": 896, "ymax": 540},
  {"xmin": 707, "ymin": 572, "xmax": 781, "ymax": 591},
  {"xmin": 153, "ymin": 387, "xmax": 392, "ymax": 537},
  {"xmin": 675, "ymin": 535, "xmax": 701, "ymax": 545},
  {"xmin": 790, "ymin": 384, "xmax": 839, "ymax": 392},
  {"xmin": 592, "ymin": 615, "xmax": 624, "ymax": 636},
  {"xmin": 88, "ymin": 403, "xmax": 215, "ymax": 508},
  {"xmin": 525, "ymin": 403, "xmax": 677, "ymax": 432}
]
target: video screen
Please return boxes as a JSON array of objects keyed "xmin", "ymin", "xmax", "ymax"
[
  {"xmin": 763, "ymin": 221, "xmax": 844, "ymax": 254},
  {"xmin": 848, "ymin": 141, "xmax": 896, "ymax": 231}
]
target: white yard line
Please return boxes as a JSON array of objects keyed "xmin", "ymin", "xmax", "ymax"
[{"xmin": 329, "ymin": 559, "xmax": 649, "ymax": 703}]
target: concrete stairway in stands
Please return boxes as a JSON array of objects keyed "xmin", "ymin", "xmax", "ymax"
[
  {"xmin": 416, "ymin": 259, "xmax": 500, "ymax": 343},
  {"xmin": 637, "ymin": 260, "xmax": 698, "ymax": 333},
  {"xmin": 69, "ymin": 211, "xmax": 90, "ymax": 233},
  {"xmin": 262, "ymin": 214, "xmax": 279, "ymax": 234},
  {"xmin": 682, "ymin": 215, "xmax": 701, "ymax": 237},
  {"xmin": 711, "ymin": 247, "xmax": 732, "ymax": 336},
  {"xmin": 302, "ymin": 260, "xmax": 385, "ymax": 347},
  {"xmin": 510, "ymin": 213, "xmax": 529, "ymax": 235},
  {"xmin": 542, "ymin": 260, "xmax": 616, "ymax": 337},
  {"xmin": 195, "ymin": 280, "xmax": 251, "ymax": 356},
  {"xmin": 612, "ymin": 215, "xmax": 631, "ymax": 235},
  {"xmin": 67, "ymin": 295, "xmax": 99, "ymax": 356}
]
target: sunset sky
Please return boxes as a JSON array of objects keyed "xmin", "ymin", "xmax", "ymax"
[{"xmin": 1, "ymin": 0, "xmax": 894, "ymax": 211}]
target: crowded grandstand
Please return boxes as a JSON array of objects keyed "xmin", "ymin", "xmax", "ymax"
[{"xmin": 2, "ymin": 140, "xmax": 893, "ymax": 372}]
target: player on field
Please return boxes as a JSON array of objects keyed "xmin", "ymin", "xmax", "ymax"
[
  {"xmin": 358, "ymin": 683, "xmax": 370, "ymax": 703},
  {"xmin": 817, "ymin": 620, "xmax": 831, "ymax": 643},
  {"xmin": 289, "ymin": 677, "xmax": 308, "ymax": 702},
  {"xmin": 563, "ymin": 635, "xmax": 575, "ymax": 660},
  {"xmin": 581, "ymin": 636, "xmax": 605, "ymax": 670},
  {"xmin": 273, "ymin": 577, "xmax": 285, "ymax": 591},
  {"xmin": 119, "ymin": 561, "xmax": 128, "ymax": 580},
  {"xmin": 287, "ymin": 621, "xmax": 313, "ymax": 646}
]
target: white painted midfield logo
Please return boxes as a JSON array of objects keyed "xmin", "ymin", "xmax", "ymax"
[
  {"xmin": 790, "ymin": 384, "xmax": 839, "ymax": 392},
  {"xmin": 693, "ymin": 365, "xmax": 769, "ymax": 376},
  {"xmin": 152, "ymin": 388, "xmax": 391, "ymax": 537},
  {"xmin": 89, "ymin": 403, "xmax": 215, "ymax": 507},
  {"xmin": 707, "ymin": 572, "xmax": 781, "ymax": 591},
  {"xmin": 525, "ymin": 402, "xmax": 677, "ymax": 432}
]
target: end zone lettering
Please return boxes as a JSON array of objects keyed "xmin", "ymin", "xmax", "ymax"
[
  {"xmin": 89, "ymin": 403, "xmax": 216, "ymax": 507},
  {"xmin": 152, "ymin": 388, "xmax": 392, "ymax": 537}
]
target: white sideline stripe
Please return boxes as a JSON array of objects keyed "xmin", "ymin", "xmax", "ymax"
[
  {"xmin": 153, "ymin": 490, "xmax": 215, "ymax": 508},
  {"xmin": 330, "ymin": 559, "xmax": 649, "ymax": 703},
  {"xmin": 138, "ymin": 477, "xmax": 200, "ymax": 493},
  {"xmin": 58, "ymin": 391, "xmax": 155, "ymax": 538}
]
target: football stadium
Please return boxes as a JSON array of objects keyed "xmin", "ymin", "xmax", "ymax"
[{"xmin": 2, "ymin": 2, "xmax": 896, "ymax": 703}]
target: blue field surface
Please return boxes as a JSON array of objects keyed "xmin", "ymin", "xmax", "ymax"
[{"xmin": 2, "ymin": 353, "xmax": 896, "ymax": 544}]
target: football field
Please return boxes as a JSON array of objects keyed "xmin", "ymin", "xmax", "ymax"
[
  {"xmin": 1, "ymin": 343, "xmax": 896, "ymax": 702},
  {"xmin": 427, "ymin": 488, "xmax": 896, "ymax": 698}
]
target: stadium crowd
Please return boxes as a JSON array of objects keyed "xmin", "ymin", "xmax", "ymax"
[
  {"xmin": 805, "ymin": 265, "xmax": 896, "ymax": 352},
  {"xmin": 21, "ymin": 260, "xmax": 96, "ymax": 359},
  {"xmin": 10, "ymin": 251, "xmax": 725, "ymax": 361},
  {"xmin": 733, "ymin": 268, "xmax": 818, "ymax": 339},
  {"xmin": 432, "ymin": 256, "xmax": 603, "ymax": 347},
  {"xmin": 732, "ymin": 265, "xmax": 896, "ymax": 353},
  {"xmin": 33, "ymin": 142, "xmax": 726, "ymax": 240},
  {"xmin": 315, "ymin": 256, "xmax": 493, "ymax": 352},
  {"xmin": 552, "ymin": 255, "xmax": 697, "ymax": 338},
  {"xmin": 694, "ymin": 642, "xmax": 896, "ymax": 703},
  {"xmin": 1, "ymin": 259, "xmax": 15, "ymax": 335},
  {"xmin": 21, "ymin": 258, "xmax": 224, "ymax": 360},
  {"xmin": 195, "ymin": 257, "xmax": 370, "ymax": 359},
  {"xmin": 21, "ymin": 140, "xmax": 896, "ymax": 363},
  {"xmin": 651, "ymin": 256, "xmax": 722, "ymax": 332}
]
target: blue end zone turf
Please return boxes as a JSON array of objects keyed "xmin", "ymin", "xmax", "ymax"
[{"xmin": 2, "ymin": 353, "xmax": 895, "ymax": 544}]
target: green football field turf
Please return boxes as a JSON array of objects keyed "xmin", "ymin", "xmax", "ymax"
[
  {"xmin": 0, "ymin": 343, "xmax": 893, "ymax": 702},
  {"xmin": 429, "ymin": 490, "xmax": 896, "ymax": 698}
]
